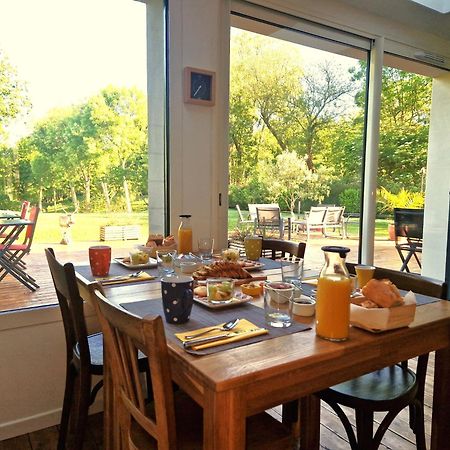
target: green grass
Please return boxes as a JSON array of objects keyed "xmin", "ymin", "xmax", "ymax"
[{"xmin": 31, "ymin": 209, "xmax": 390, "ymax": 246}]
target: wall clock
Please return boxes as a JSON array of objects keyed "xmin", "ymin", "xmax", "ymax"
[{"xmin": 183, "ymin": 67, "xmax": 216, "ymax": 106}]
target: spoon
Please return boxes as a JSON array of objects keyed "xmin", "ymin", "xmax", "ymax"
[{"xmin": 184, "ymin": 318, "xmax": 240, "ymax": 340}]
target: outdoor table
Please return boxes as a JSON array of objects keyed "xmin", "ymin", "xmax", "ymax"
[
  {"xmin": 0, "ymin": 218, "xmax": 39, "ymax": 290},
  {"xmin": 77, "ymin": 263, "xmax": 450, "ymax": 450},
  {"xmin": 0, "ymin": 210, "xmax": 20, "ymax": 220}
]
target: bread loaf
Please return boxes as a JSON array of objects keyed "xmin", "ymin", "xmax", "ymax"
[
  {"xmin": 361, "ymin": 278, "xmax": 404, "ymax": 308},
  {"xmin": 192, "ymin": 261, "xmax": 251, "ymax": 280}
]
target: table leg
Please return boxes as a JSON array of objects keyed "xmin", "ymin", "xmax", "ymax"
[
  {"xmin": 299, "ymin": 395, "xmax": 320, "ymax": 450},
  {"xmin": 203, "ymin": 388, "xmax": 246, "ymax": 450},
  {"xmin": 431, "ymin": 346, "xmax": 450, "ymax": 450}
]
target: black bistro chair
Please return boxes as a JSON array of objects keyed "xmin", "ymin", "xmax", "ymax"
[{"xmin": 314, "ymin": 264, "xmax": 447, "ymax": 450}]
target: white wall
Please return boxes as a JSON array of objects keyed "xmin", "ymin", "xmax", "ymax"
[
  {"xmin": 0, "ymin": 305, "xmax": 102, "ymax": 440},
  {"xmin": 422, "ymin": 73, "xmax": 450, "ymax": 280}
]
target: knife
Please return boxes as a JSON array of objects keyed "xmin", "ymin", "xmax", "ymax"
[{"xmin": 182, "ymin": 328, "xmax": 265, "ymax": 349}]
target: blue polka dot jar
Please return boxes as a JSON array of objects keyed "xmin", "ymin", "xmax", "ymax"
[{"xmin": 161, "ymin": 275, "xmax": 194, "ymax": 324}]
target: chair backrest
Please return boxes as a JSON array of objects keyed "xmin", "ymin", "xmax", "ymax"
[
  {"xmin": 236, "ymin": 204, "xmax": 248, "ymax": 222},
  {"xmin": 262, "ymin": 238, "xmax": 306, "ymax": 261},
  {"xmin": 20, "ymin": 201, "xmax": 30, "ymax": 219},
  {"xmin": 394, "ymin": 208, "xmax": 424, "ymax": 241},
  {"xmin": 256, "ymin": 207, "xmax": 281, "ymax": 225},
  {"xmin": 91, "ymin": 288, "xmax": 177, "ymax": 449},
  {"xmin": 45, "ymin": 248, "xmax": 91, "ymax": 369},
  {"xmin": 346, "ymin": 262, "xmax": 447, "ymax": 298},
  {"xmin": 248, "ymin": 203, "xmax": 279, "ymax": 221},
  {"xmin": 307, "ymin": 206, "xmax": 327, "ymax": 224},
  {"xmin": 24, "ymin": 206, "xmax": 40, "ymax": 243},
  {"xmin": 324, "ymin": 206, "xmax": 345, "ymax": 225}
]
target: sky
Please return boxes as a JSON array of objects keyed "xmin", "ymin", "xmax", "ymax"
[{"xmin": 0, "ymin": 0, "xmax": 147, "ymax": 143}]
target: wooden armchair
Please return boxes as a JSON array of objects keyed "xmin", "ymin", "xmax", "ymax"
[{"xmin": 90, "ymin": 288, "xmax": 295, "ymax": 449}]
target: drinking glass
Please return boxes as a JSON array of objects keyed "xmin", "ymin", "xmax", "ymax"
[
  {"xmin": 89, "ymin": 246, "xmax": 111, "ymax": 277},
  {"xmin": 281, "ymin": 257, "xmax": 304, "ymax": 289},
  {"xmin": 264, "ymin": 281, "xmax": 294, "ymax": 328},
  {"xmin": 206, "ymin": 278, "xmax": 235, "ymax": 304},
  {"xmin": 355, "ymin": 265, "xmax": 375, "ymax": 289},
  {"xmin": 244, "ymin": 236, "xmax": 262, "ymax": 261},
  {"xmin": 156, "ymin": 250, "xmax": 176, "ymax": 277},
  {"xmin": 198, "ymin": 237, "xmax": 214, "ymax": 261}
]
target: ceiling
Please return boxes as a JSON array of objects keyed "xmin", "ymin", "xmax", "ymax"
[
  {"xmin": 409, "ymin": 0, "xmax": 450, "ymax": 13},
  {"xmin": 337, "ymin": 0, "xmax": 450, "ymax": 41}
]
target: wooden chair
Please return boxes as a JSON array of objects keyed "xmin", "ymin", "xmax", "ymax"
[
  {"xmin": 315, "ymin": 265, "xmax": 447, "ymax": 450},
  {"xmin": 90, "ymin": 288, "xmax": 295, "ymax": 450},
  {"xmin": 45, "ymin": 248, "xmax": 148, "ymax": 450},
  {"xmin": 0, "ymin": 206, "xmax": 40, "ymax": 287},
  {"xmin": 261, "ymin": 238, "xmax": 306, "ymax": 261},
  {"xmin": 256, "ymin": 206, "xmax": 285, "ymax": 238}
]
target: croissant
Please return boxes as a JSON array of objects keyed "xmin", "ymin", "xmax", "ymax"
[{"xmin": 192, "ymin": 261, "xmax": 251, "ymax": 280}]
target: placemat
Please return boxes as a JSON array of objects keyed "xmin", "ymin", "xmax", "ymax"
[
  {"xmin": 301, "ymin": 283, "xmax": 440, "ymax": 306},
  {"xmin": 121, "ymin": 300, "xmax": 311, "ymax": 356},
  {"xmin": 75, "ymin": 263, "xmax": 160, "ymax": 284}
]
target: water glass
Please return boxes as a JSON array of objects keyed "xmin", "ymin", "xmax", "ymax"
[
  {"xmin": 264, "ymin": 281, "xmax": 295, "ymax": 328},
  {"xmin": 198, "ymin": 237, "xmax": 214, "ymax": 261},
  {"xmin": 156, "ymin": 250, "xmax": 176, "ymax": 277},
  {"xmin": 281, "ymin": 257, "xmax": 304, "ymax": 289}
]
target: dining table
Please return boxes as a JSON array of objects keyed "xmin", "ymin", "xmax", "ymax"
[
  {"xmin": 76, "ymin": 258, "xmax": 450, "ymax": 450},
  {"xmin": 0, "ymin": 218, "xmax": 39, "ymax": 290}
]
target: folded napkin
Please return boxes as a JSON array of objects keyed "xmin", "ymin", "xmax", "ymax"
[
  {"xmin": 175, "ymin": 318, "xmax": 268, "ymax": 351},
  {"xmin": 98, "ymin": 272, "xmax": 155, "ymax": 286}
]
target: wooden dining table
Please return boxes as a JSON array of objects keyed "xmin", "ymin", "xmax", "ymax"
[{"xmin": 78, "ymin": 262, "xmax": 450, "ymax": 450}]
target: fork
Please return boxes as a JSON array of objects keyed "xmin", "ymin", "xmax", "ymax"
[{"xmin": 104, "ymin": 271, "xmax": 144, "ymax": 282}]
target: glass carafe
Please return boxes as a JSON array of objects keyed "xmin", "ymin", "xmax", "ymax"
[
  {"xmin": 178, "ymin": 214, "xmax": 193, "ymax": 254},
  {"xmin": 315, "ymin": 246, "xmax": 352, "ymax": 341}
]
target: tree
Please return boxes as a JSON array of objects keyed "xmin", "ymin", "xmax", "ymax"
[{"xmin": 0, "ymin": 50, "xmax": 30, "ymax": 200}]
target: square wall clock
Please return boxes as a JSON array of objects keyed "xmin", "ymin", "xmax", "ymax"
[{"xmin": 183, "ymin": 67, "xmax": 216, "ymax": 106}]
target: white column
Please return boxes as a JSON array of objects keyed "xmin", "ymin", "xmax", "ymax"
[
  {"xmin": 422, "ymin": 73, "xmax": 450, "ymax": 280},
  {"xmin": 147, "ymin": 0, "xmax": 167, "ymax": 235},
  {"xmin": 361, "ymin": 37, "xmax": 384, "ymax": 264}
]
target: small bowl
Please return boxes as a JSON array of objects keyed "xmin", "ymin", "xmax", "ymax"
[
  {"xmin": 241, "ymin": 283, "xmax": 263, "ymax": 297},
  {"xmin": 265, "ymin": 281, "xmax": 294, "ymax": 304},
  {"xmin": 291, "ymin": 295, "xmax": 316, "ymax": 317}
]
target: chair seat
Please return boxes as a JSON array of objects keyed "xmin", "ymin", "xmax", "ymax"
[
  {"xmin": 0, "ymin": 243, "xmax": 28, "ymax": 251},
  {"xmin": 132, "ymin": 390, "xmax": 293, "ymax": 450},
  {"xmin": 320, "ymin": 365, "xmax": 417, "ymax": 409},
  {"xmin": 74, "ymin": 332, "xmax": 148, "ymax": 376}
]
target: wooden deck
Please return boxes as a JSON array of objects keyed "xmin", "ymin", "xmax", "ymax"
[{"xmin": 0, "ymin": 240, "xmax": 431, "ymax": 449}]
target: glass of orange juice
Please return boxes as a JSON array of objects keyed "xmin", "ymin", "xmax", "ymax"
[
  {"xmin": 315, "ymin": 246, "xmax": 352, "ymax": 341},
  {"xmin": 244, "ymin": 236, "xmax": 262, "ymax": 261},
  {"xmin": 355, "ymin": 265, "xmax": 375, "ymax": 289}
]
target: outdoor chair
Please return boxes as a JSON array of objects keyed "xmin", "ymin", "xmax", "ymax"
[
  {"xmin": 323, "ymin": 206, "xmax": 346, "ymax": 238},
  {"xmin": 90, "ymin": 287, "xmax": 295, "ymax": 450},
  {"xmin": 255, "ymin": 206, "xmax": 286, "ymax": 238},
  {"xmin": 236, "ymin": 204, "xmax": 253, "ymax": 225},
  {"xmin": 45, "ymin": 248, "xmax": 149, "ymax": 450},
  {"xmin": 261, "ymin": 238, "xmax": 306, "ymax": 261},
  {"xmin": 312, "ymin": 265, "xmax": 447, "ymax": 450},
  {"xmin": 0, "ymin": 206, "xmax": 40, "ymax": 287},
  {"xmin": 293, "ymin": 206, "xmax": 327, "ymax": 240},
  {"xmin": 394, "ymin": 208, "xmax": 423, "ymax": 273}
]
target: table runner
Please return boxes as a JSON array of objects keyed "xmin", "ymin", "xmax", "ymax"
[{"xmin": 121, "ymin": 300, "xmax": 311, "ymax": 356}]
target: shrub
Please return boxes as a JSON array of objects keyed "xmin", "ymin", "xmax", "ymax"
[
  {"xmin": 339, "ymin": 188, "xmax": 361, "ymax": 213},
  {"xmin": 229, "ymin": 180, "xmax": 269, "ymax": 208},
  {"xmin": 377, "ymin": 187, "xmax": 424, "ymax": 214}
]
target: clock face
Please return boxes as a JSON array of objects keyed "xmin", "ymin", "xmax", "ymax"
[{"xmin": 190, "ymin": 72, "xmax": 212, "ymax": 101}]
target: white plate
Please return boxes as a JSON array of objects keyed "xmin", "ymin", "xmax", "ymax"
[
  {"xmin": 193, "ymin": 292, "xmax": 253, "ymax": 309},
  {"xmin": 114, "ymin": 257, "xmax": 157, "ymax": 269},
  {"xmin": 238, "ymin": 260, "xmax": 265, "ymax": 271}
]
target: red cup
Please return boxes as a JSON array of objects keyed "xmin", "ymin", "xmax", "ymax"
[{"xmin": 89, "ymin": 246, "xmax": 111, "ymax": 277}]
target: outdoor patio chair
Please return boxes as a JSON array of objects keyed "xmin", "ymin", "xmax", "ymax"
[
  {"xmin": 323, "ymin": 206, "xmax": 346, "ymax": 238},
  {"xmin": 255, "ymin": 206, "xmax": 286, "ymax": 238},
  {"xmin": 292, "ymin": 206, "xmax": 327, "ymax": 240},
  {"xmin": 394, "ymin": 208, "xmax": 423, "ymax": 272},
  {"xmin": 0, "ymin": 205, "xmax": 40, "ymax": 285},
  {"xmin": 312, "ymin": 265, "xmax": 447, "ymax": 450},
  {"xmin": 236, "ymin": 204, "xmax": 253, "ymax": 225},
  {"xmin": 90, "ymin": 288, "xmax": 294, "ymax": 450}
]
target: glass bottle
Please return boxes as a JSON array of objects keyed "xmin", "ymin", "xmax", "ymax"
[
  {"xmin": 177, "ymin": 214, "xmax": 193, "ymax": 254},
  {"xmin": 315, "ymin": 246, "xmax": 352, "ymax": 341}
]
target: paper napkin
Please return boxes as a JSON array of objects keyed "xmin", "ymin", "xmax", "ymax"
[{"xmin": 99, "ymin": 272, "xmax": 155, "ymax": 286}]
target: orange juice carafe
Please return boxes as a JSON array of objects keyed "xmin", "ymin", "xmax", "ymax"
[
  {"xmin": 178, "ymin": 214, "xmax": 193, "ymax": 254},
  {"xmin": 315, "ymin": 246, "xmax": 352, "ymax": 342}
]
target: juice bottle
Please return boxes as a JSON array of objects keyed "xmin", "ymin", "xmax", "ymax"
[
  {"xmin": 315, "ymin": 246, "xmax": 352, "ymax": 341},
  {"xmin": 178, "ymin": 214, "xmax": 193, "ymax": 254}
]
